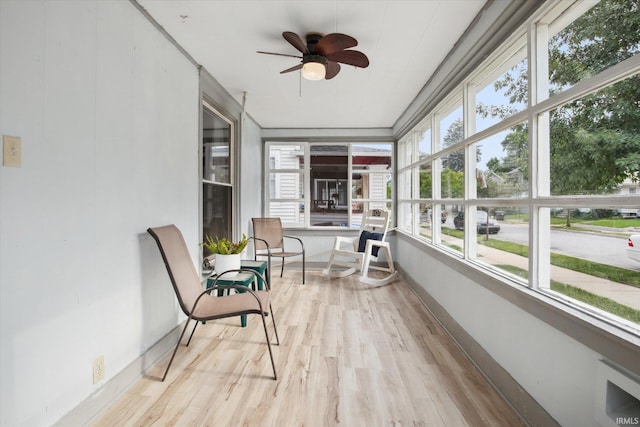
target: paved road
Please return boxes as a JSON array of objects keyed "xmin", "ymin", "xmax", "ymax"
[
  {"xmin": 494, "ymin": 223, "xmax": 639, "ymax": 271},
  {"xmin": 441, "ymin": 220, "xmax": 639, "ymax": 270}
]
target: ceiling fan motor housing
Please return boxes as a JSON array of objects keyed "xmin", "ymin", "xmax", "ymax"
[
  {"xmin": 303, "ymin": 54, "xmax": 327, "ymax": 66},
  {"xmin": 305, "ymin": 33, "xmax": 324, "ymax": 52}
]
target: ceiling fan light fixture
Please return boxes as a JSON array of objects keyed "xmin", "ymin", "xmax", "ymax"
[
  {"xmin": 302, "ymin": 61, "xmax": 326, "ymax": 80},
  {"xmin": 301, "ymin": 55, "xmax": 327, "ymax": 80}
]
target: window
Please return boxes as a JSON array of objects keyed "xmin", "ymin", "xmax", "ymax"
[
  {"xmin": 398, "ymin": 0, "xmax": 640, "ymax": 332},
  {"xmin": 474, "ymin": 54, "xmax": 528, "ymax": 133},
  {"xmin": 202, "ymin": 101, "xmax": 234, "ymax": 256},
  {"xmin": 548, "ymin": 77, "xmax": 639, "ymax": 196},
  {"xmin": 266, "ymin": 144, "xmax": 305, "ymax": 226},
  {"xmin": 477, "ymin": 121, "xmax": 529, "ymax": 199},
  {"xmin": 265, "ymin": 142, "xmax": 393, "ymax": 228},
  {"xmin": 547, "ymin": 0, "xmax": 640, "ymax": 97}
]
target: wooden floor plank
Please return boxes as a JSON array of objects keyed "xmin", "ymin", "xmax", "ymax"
[{"xmin": 91, "ymin": 270, "xmax": 524, "ymax": 426}]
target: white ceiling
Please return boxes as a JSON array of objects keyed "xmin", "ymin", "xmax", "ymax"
[{"xmin": 137, "ymin": 0, "xmax": 486, "ymax": 129}]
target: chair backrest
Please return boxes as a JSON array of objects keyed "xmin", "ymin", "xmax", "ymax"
[
  {"xmin": 359, "ymin": 209, "xmax": 390, "ymax": 238},
  {"xmin": 353, "ymin": 209, "xmax": 390, "ymax": 254},
  {"xmin": 252, "ymin": 217, "xmax": 284, "ymax": 251},
  {"xmin": 147, "ymin": 225, "xmax": 203, "ymax": 317}
]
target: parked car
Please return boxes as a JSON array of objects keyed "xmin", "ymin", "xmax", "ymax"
[
  {"xmin": 453, "ymin": 211, "xmax": 501, "ymax": 234},
  {"xmin": 419, "ymin": 209, "xmax": 448, "ymax": 224},
  {"xmin": 618, "ymin": 208, "xmax": 640, "ymax": 218},
  {"xmin": 627, "ymin": 235, "xmax": 640, "ymax": 263}
]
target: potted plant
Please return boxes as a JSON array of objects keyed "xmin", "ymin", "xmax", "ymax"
[{"xmin": 202, "ymin": 234, "xmax": 248, "ymax": 276}]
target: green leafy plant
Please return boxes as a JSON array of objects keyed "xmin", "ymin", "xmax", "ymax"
[{"xmin": 202, "ymin": 234, "xmax": 248, "ymax": 254}]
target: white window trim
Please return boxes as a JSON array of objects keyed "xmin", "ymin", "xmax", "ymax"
[
  {"xmin": 265, "ymin": 141, "xmax": 394, "ymax": 228},
  {"xmin": 396, "ymin": 0, "xmax": 640, "ymax": 336}
]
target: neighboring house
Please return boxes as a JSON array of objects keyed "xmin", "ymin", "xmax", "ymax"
[
  {"xmin": 616, "ymin": 177, "xmax": 639, "ymax": 196},
  {"xmin": 269, "ymin": 145, "xmax": 304, "ymax": 223},
  {"xmin": 616, "ymin": 178, "xmax": 640, "ymax": 218},
  {"xmin": 269, "ymin": 144, "xmax": 392, "ymax": 225},
  {"xmin": 479, "ymin": 167, "xmax": 528, "ymax": 198}
]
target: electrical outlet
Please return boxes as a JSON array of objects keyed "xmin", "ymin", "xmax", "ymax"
[{"xmin": 92, "ymin": 356, "xmax": 105, "ymax": 384}]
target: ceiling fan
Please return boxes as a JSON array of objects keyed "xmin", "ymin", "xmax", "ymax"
[{"xmin": 257, "ymin": 31, "xmax": 369, "ymax": 80}]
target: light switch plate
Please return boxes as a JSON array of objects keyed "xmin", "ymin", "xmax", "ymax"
[{"xmin": 3, "ymin": 135, "xmax": 21, "ymax": 167}]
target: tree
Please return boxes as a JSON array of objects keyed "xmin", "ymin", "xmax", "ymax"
[
  {"xmin": 487, "ymin": 0, "xmax": 640, "ymax": 225},
  {"xmin": 420, "ymin": 169, "xmax": 432, "ymax": 198},
  {"xmin": 442, "ymin": 119, "xmax": 464, "ymax": 172},
  {"xmin": 441, "ymin": 168, "xmax": 464, "ymax": 199},
  {"xmin": 486, "ymin": 157, "xmax": 503, "ymax": 173},
  {"xmin": 442, "ymin": 118, "xmax": 482, "ymax": 173},
  {"xmin": 485, "ymin": 122, "xmax": 529, "ymax": 176}
]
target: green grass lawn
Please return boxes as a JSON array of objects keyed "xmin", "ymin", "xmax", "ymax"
[
  {"xmin": 440, "ymin": 227, "xmax": 639, "ymax": 287},
  {"xmin": 550, "ymin": 217, "xmax": 640, "ymax": 228},
  {"xmin": 505, "ymin": 213, "xmax": 529, "ymax": 222},
  {"xmin": 481, "ymin": 238, "xmax": 640, "ymax": 288},
  {"xmin": 502, "ymin": 215, "xmax": 640, "ymax": 229},
  {"xmin": 437, "ymin": 227, "xmax": 639, "ymax": 323},
  {"xmin": 497, "ymin": 264, "xmax": 640, "ymax": 324}
]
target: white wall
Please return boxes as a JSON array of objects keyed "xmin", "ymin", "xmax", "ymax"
[
  {"xmin": 239, "ymin": 114, "xmax": 263, "ymax": 236},
  {"xmin": 0, "ymin": 1, "xmax": 200, "ymax": 425},
  {"xmin": 393, "ymin": 233, "xmax": 638, "ymax": 426}
]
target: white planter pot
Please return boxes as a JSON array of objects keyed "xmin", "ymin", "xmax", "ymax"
[{"xmin": 215, "ymin": 253, "xmax": 241, "ymax": 277}]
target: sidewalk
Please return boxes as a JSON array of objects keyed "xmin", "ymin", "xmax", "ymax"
[
  {"xmin": 436, "ymin": 228, "xmax": 640, "ymax": 312},
  {"xmin": 475, "ymin": 244, "xmax": 640, "ymax": 311},
  {"xmin": 570, "ymin": 222, "xmax": 640, "ymax": 236}
]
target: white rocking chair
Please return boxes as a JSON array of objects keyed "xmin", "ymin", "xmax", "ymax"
[{"xmin": 322, "ymin": 209, "xmax": 399, "ymax": 285}]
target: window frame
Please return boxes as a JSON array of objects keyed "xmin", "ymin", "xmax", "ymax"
[
  {"xmin": 264, "ymin": 141, "xmax": 395, "ymax": 229},
  {"xmin": 201, "ymin": 99, "xmax": 236, "ymax": 259},
  {"xmin": 396, "ymin": 0, "xmax": 640, "ymax": 335}
]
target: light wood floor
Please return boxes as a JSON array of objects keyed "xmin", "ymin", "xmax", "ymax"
[{"xmin": 91, "ymin": 270, "xmax": 524, "ymax": 426}]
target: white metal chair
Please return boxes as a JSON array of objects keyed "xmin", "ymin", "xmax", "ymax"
[{"xmin": 322, "ymin": 209, "xmax": 398, "ymax": 285}]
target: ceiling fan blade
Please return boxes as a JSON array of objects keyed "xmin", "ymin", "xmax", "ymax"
[
  {"xmin": 257, "ymin": 51, "xmax": 302, "ymax": 59},
  {"xmin": 325, "ymin": 61, "xmax": 341, "ymax": 80},
  {"xmin": 282, "ymin": 31, "xmax": 309, "ymax": 54},
  {"xmin": 316, "ymin": 33, "xmax": 358, "ymax": 55},
  {"xmin": 325, "ymin": 50, "xmax": 370, "ymax": 68},
  {"xmin": 280, "ymin": 64, "xmax": 303, "ymax": 74}
]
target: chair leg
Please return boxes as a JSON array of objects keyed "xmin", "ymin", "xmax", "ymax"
[
  {"xmin": 260, "ymin": 310, "xmax": 277, "ymax": 380},
  {"xmin": 267, "ymin": 255, "xmax": 272, "ymax": 288},
  {"xmin": 322, "ymin": 252, "xmax": 336, "ymax": 276},
  {"xmin": 361, "ymin": 250, "xmax": 372, "ymax": 280},
  {"xmin": 185, "ymin": 319, "xmax": 199, "ymax": 346},
  {"xmin": 270, "ymin": 303, "xmax": 280, "ymax": 346},
  {"xmin": 323, "ymin": 251, "xmax": 358, "ymax": 278},
  {"xmin": 161, "ymin": 317, "xmax": 192, "ymax": 382},
  {"xmin": 359, "ymin": 245, "xmax": 399, "ymax": 286},
  {"xmin": 302, "ymin": 251, "xmax": 306, "ymax": 284},
  {"xmin": 280, "ymin": 256, "xmax": 284, "ymax": 277}
]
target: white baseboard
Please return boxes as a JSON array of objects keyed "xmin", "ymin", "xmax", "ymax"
[{"xmin": 53, "ymin": 324, "xmax": 183, "ymax": 427}]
